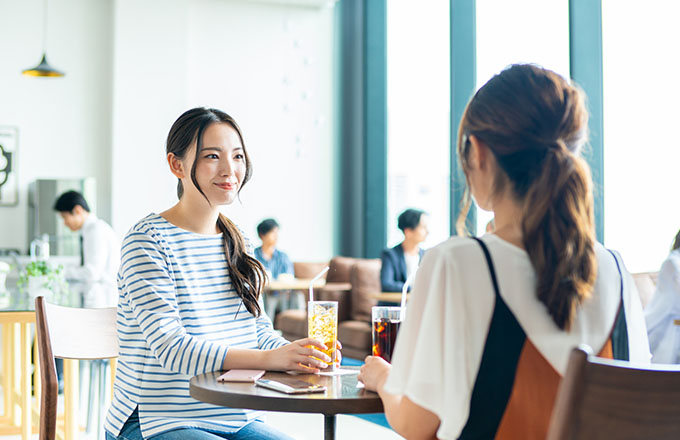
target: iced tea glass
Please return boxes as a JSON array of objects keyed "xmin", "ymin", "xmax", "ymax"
[
  {"xmin": 372, "ymin": 306, "xmax": 402, "ymax": 363},
  {"xmin": 307, "ymin": 300, "xmax": 338, "ymax": 371}
]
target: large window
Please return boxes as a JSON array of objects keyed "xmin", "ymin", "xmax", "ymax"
[
  {"xmin": 474, "ymin": 0, "xmax": 570, "ymax": 234},
  {"xmin": 386, "ymin": 1, "xmax": 450, "ymax": 249},
  {"xmin": 602, "ymin": 0, "xmax": 680, "ymax": 272}
]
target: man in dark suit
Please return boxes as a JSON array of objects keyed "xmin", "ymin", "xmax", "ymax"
[{"xmin": 381, "ymin": 209, "xmax": 429, "ymax": 292}]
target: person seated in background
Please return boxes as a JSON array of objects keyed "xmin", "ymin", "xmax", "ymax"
[
  {"xmin": 254, "ymin": 218, "xmax": 299, "ymax": 316},
  {"xmin": 645, "ymin": 229, "xmax": 680, "ymax": 363},
  {"xmin": 358, "ymin": 64, "xmax": 650, "ymax": 440},
  {"xmin": 54, "ymin": 190, "xmax": 120, "ymax": 308},
  {"xmin": 380, "ymin": 208, "xmax": 428, "ymax": 292},
  {"xmin": 254, "ymin": 218, "xmax": 293, "ymax": 280}
]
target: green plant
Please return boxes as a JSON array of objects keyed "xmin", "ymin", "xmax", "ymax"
[{"xmin": 17, "ymin": 261, "xmax": 68, "ymax": 295}]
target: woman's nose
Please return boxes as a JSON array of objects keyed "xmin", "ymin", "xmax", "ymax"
[{"xmin": 220, "ymin": 159, "xmax": 234, "ymax": 176}]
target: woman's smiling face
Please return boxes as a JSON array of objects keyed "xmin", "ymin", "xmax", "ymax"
[{"xmin": 182, "ymin": 122, "xmax": 247, "ymax": 206}]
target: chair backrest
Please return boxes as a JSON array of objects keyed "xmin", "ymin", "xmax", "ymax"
[
  {"xmin": 35, "ymin": 296, "xmax": 118, "ymax": 440},
  {"xmin": 326, "ymin": 256, "xmax": 357, "ymax": 283},
  {"xmin": 631, "ymin": 271, "xmax": 658, "ymax": 309},
  {"xmin": 293, "ymin": 261, "xmax": 329, "ymax": 279},
  {"xmin": 349, "ymin": 259, "xmax": 381, "ymax": 322},
  {"xmin": 547, "ymin": 346, "xmax": 680, "ymax": 440}
]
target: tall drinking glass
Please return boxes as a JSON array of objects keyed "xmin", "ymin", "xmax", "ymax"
[
  {"xmin": 372, "ymin": 306, "xmax": 402, "ymax": 363},
  {"xmin": 307, "ymin": 300, "xmax": 338, "ymax": 371}
]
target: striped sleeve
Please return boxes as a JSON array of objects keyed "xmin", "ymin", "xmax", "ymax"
[
  {"xmin": 119, "ymin": 227, "xmax": 228, "ymax": 376},
  {"xmin": 255, "ymin": 312, "xmax": 289, "ymax": 350}
]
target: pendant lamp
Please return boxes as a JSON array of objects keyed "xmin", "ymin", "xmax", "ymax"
[{"xmin": 22, "ymin": 0, "xmax": 64, "ymax": 77}]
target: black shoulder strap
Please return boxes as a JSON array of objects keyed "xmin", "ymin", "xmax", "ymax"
[
  {"xmin": 471, "ymin": 236, "xmax": 502, "ymax": 299},
  {"xmin": 459, "ymin": 237, "xmax": 526, "ymax": 439},
  {"xmin": 607, "ymin": 249, "xmax": 630, "ymax": 361}
]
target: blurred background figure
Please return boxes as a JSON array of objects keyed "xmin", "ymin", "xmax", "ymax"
[
  {"xmin": 380, "ymin": 208, "xmax": 428, "ymax": 292},
  {"xmin": 254, "ymin": 218, "xmax": 297, "ymax": 317},
  {"xmin": 255, "ymin": 218, "xmax": 293, "ymax": 280},
  {"xmin": 54, "ymin": 190, "xmax": 120, "ymax": 308},
  {"xmin": 645, "ymin": 229, "xmax": 680, "ymax": 363}
]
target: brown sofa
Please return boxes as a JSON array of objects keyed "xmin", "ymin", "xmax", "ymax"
[{"xmin": 275, "ymin": 257, "xmax": 380, "ymax": 360}]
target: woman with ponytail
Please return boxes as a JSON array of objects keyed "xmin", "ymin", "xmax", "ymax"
[
  {"xmin": 358, "ymin": 64, "xmax": 650, "ymax": 439},
  {"xmin": 105, "ymin": 108, "xmax": 336, "ymax": 440}
]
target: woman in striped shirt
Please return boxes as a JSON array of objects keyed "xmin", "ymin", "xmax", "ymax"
[{"xmin": 105, "ymin": 108, "xmax": 334, "ymax": 440}]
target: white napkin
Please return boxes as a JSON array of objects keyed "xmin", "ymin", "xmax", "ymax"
[{"xmin": 316, "ymin": 368, "xmax": 360, "ymax": 376}]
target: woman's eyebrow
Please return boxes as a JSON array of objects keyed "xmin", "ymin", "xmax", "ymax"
[{"xmin": 201, "ymin": 146, "xmax": 243, "ymax": 152}]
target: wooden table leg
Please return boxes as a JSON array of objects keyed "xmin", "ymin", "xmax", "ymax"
[
  {"xmin": 64, "ymin": 359, "xmax": 79, "ymax": 440},
  {"xmin": 20, "ymin": 322, "xmax": 31, "ymax": 440},
  {"xmin": 324, "ymin": 414, "xmax": 336, "ymax": 440}
]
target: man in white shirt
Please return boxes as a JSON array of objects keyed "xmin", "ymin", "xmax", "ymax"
[{"xmin": 54, "ymin": 191, "xmax": 120, "ymax": 308}]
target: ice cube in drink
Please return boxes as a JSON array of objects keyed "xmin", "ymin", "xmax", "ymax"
[
  {"xmin": 308, "ymin": 301, "xmax": 338, "ymax": 369},
  {"xmin": 372, "ymin": 319, "xmax": 401, "ymax": 362},
  {"xmin": 372, "ymin": 306, "xmax": 402, "ymax": 363}
]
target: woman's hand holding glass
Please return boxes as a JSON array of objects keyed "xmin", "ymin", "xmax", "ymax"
[
  {"xmin": 266, "ymin": 338, "xmax": 343, "ymax": 373},
  {"xmin": 358, "ymin": 355, "xmax": 391, "ymax": 392}
]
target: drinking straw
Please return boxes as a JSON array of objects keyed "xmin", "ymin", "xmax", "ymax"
[
  {"xmin": 401, "ymin": 272, "xmax": 416, "ymax": 321},
  {"xmin": 308, "ymin": 266, "xmax": 330, "ymax": 302}
]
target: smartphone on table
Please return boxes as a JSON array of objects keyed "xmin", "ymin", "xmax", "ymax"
[
  {"xmin": 217, "ymin": 369, "xmax": 265, "ymax": 383},
  {"xmin": 255, "ymin": 377, "xmax": 327, "ymax": 394}
]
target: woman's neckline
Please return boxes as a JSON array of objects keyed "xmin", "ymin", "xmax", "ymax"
[
  {"xmin": 153, "ymin": 213, "xmax": 223, "ymax": 237},
  {"xmin": 484, "ymin": 233, "xmax": 527, "ymax": 255}
]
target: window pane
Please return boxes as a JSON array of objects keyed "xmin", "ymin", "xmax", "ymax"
[
  {"xmin": 475, "ymin": 0, "xmax": 570, "ymax": 234},
  {"xmin": 603, "ymin": 0, "xmax": 680, "ymax": 271},
  {"xmin": 386, "ymin": 1, "xmax": 450, "ymax": 249}
]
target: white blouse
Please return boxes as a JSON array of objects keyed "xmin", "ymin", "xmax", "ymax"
[{"xmin": 384, "ymin": 234, "xmax": 651, "ymax": 440}]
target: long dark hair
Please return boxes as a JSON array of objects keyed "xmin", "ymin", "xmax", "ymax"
[
  {"xmin": 457, "ymin": 64, "xmax": 596, "ymax": 331},
  {"xmin": 166, "ymin": 107, "xmax": 266, "ymax": 317}
]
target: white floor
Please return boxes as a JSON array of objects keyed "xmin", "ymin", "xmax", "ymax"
[{"xmin": 0, "ymin": 387, "xmax": 403, "ymax": 440}]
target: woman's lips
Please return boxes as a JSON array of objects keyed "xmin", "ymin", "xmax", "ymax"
[{"xmin": 215, "ymin": 183, "xmax": 236, "ymax": 190}]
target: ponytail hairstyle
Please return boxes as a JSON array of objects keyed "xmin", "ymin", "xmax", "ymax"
[
  {"xmin": 457, "ymin": 64, "xmax": 596, "ymax": 331},
  {"xmin": 166, "ymin": 107, "xmax": 266, "ymax": 317}
]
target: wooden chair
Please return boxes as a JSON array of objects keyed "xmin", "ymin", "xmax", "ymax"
[
  {"xmin": 547, "ymin": 345, "xmax": 680, "ymax": 439},
  {"xmin": 35, "ymin": 296, "xmax": 118, "ymax": 440}
]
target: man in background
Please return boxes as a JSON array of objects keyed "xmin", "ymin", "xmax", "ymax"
[
  {"xmin": 54, "ymin": 190, "xmax": 120, "ymax": 308},
  {"xmin": 381, "ymin": 208, "xmax": 428, "ymax": 292},
  {"xmin": 254, "ymin": 218, "xmax": 296, "ymax": 318}
]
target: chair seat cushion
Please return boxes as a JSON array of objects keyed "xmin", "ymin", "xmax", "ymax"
[{"xmin": 339, "ymin": 320, "xmax": 372, "ymax": 351}]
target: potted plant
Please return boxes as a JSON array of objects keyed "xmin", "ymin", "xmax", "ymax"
[{"xmin": 17, "ymin": 260, "xmax": 68, "ymax": 300}]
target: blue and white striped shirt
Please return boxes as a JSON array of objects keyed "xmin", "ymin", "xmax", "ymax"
[{"xmin": 104, "ymin": 214, "xmax": 288, "ymax": 438}]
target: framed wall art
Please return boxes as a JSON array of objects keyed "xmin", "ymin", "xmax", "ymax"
[{"xmin": 0, "ymin": 126, "xmax": 18, "ymax": 206}]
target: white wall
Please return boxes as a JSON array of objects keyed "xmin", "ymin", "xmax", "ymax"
[
  {"xmin": 112, "ymin": 0, "xmax": 336, "ymax": 261},
  {"xmin": 602, "ymin": 0, "xmax": 680, "ymax": 272},
  {"xmin": 0, "ymin": 0, "xmax": 114, "ymax": 252},
  {"xmin": 0, "ymin": 0, "xmax": 336, "ymax": 261}
]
